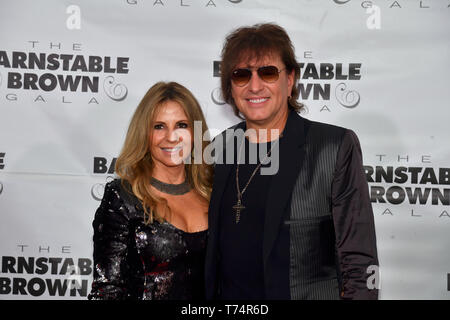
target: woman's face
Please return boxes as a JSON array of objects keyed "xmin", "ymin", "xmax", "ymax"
[{"xmin": 149, "ymin": 100, "xmax": 192, "ymax": 169}]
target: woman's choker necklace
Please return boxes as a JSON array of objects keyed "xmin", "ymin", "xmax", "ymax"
[{"xmin": 150, "ymin": 177, "xmax": 191, "ymax": 195}]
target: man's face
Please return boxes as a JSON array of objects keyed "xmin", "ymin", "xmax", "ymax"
[{"xmin": 231, "ymin": 53, "xmax": 294, "ymax": 128}]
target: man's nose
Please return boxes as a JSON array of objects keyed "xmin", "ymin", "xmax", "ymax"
[{"xmin": 248, "ymin": 70, "xmax": 264, "ymax": 93}]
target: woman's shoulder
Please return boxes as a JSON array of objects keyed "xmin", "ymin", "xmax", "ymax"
[
  {"xmin": 102, "ymin": 178, "xmax": 126, "ymax": 203},
  {"xmin": 100, "ymin": 178, "xmax": 143, "ymax": 220},
  {"xmin": 104, "ymin": 178, "xmax": 125, "ymax": 193}
]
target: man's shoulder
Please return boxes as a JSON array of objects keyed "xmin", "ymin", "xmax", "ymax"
[
  {"xmin": 303, "ymin": 116, "xmax": 347, "ymax": 134},
  {"xmin": 299, "ymin": 115, "xmax": 350, "ymax": 141},
  {"xmin": 222, "ymin": 121, "xmax": 245, "ymax": 134},
  {"xmin": 297, "ymin": 116, "xmax": 363, "ymax": 157},
  {"xmin": 212, "ymin": 121, "xmax": 245, "ymax": 142}
]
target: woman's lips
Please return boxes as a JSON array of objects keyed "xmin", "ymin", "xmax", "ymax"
[{"xmin": 161, "ymin": 146, "xmax": 182, "ymax": 154}]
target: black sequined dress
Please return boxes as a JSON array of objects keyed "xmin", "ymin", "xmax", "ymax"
[{"xmin": 88, "ymin": 179, "xmax": 207, "ymax": 300}]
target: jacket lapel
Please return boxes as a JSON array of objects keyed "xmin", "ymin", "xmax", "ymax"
[
  {"xmin": 206, "ymin": 123, "xmax": 245, "ymax": 298},
  {"xmin": 263, "ymin": 111, "xmax": 307, "ymax": 265},
  {"xmin": 208, "ymin": 121, "xmax": 246, "ymax": 234}
]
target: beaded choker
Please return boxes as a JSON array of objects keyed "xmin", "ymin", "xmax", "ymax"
[{"xmin": 150, "ymin": 177, "xmax": 191, "ymax": 195}]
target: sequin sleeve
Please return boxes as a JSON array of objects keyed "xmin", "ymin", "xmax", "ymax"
[{"xmin": 88, "ymin": 180, "xmax": 141, "ymax": 300}]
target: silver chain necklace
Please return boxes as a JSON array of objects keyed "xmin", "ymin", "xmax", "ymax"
[{"xmin": 233, "ymin": 136, "xmax": 280, "ymax": 224}]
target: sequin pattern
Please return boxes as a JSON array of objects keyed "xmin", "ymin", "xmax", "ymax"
[{"xmin": 88, "ymin": 179, "xmax": 207, "ymax": 300}]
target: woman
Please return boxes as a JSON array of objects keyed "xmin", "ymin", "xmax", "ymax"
[{"xmin": 88, "ymin": 82, "xmax": 213, "ymax": 300}]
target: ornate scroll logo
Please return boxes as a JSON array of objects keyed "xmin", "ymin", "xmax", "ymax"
[
  {"xmin": 91, "ymin": 175, "xmax": 115, "ymax": 201},
  {"xmin": 335, "ymin": 82, "xmax": 360, "ymax": 108},
  {"xmin": 90, "ymin": 183, "xmax": 105, "ymax": 201},
  {"xmin": 103, "ymin": 76, "xmax": 128, "ymax": 101},
  {"xmin": 211, "ymin": 87, "xmax": 226, "ymax": 105}
]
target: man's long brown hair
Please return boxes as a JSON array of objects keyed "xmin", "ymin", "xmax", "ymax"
[{"xmin": 220, "ymin": 23, "xmax": 304, "ymax": 118}]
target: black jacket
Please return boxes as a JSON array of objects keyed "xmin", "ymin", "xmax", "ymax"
[
  {"xmin": 88, "ymin": 180, "xmax": 207, "ymax": 300},
  {"xmin": 205, "ymin": 111, "xmax": 379, "ymax": 300}
]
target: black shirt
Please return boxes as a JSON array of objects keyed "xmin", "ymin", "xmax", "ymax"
[{"xmin": 218, "ymin": 138, "xmax": 275, "ymax": 300}]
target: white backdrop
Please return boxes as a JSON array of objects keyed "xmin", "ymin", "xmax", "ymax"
[{"xmin": 0, "ymin": 0, "xmax": 449, "ymax": 299}]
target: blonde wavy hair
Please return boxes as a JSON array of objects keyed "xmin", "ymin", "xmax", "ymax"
[{"xmin": 115, "ymin": 81, "xmax": 213, "ymax": 224}]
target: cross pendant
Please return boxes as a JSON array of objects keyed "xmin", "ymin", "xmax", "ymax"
[{"xmin": 232, "ymin": 199, "xmax": 245, "ymax": 224}]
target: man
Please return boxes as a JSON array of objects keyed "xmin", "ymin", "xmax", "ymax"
[{"xmin": 205, "ymin": 23, "xmax": 379, "ymax": 300}]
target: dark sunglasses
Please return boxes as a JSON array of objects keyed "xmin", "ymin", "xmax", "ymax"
[{"xmin": 231, "ymin": 65, "xmax": 286, "ymax": 87}]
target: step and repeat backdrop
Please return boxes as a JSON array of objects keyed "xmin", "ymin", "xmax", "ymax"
[{"xmin": 0, "ymin": 0, "xmax": 449, "ymax": 300}]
